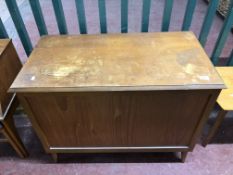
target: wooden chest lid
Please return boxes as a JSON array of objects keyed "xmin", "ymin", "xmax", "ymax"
[{"xmin": 10, "ymin": 32, "xmax": 225, "ymax": 92}]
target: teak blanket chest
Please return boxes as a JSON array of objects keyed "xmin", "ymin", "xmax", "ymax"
[{"xmin": 10, "ymin": 32, "xmax": 225, "ymax": 162}]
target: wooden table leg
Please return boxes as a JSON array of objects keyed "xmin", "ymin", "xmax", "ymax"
[
  {"xmin": 2, "ymin": 115, "xmax": 28, "ymax": 158},
  {"xmin": 1, "ymin": 96, "xmax": 28, "ymax": 158},
  {"xmin": 181, "ymin": 152, "xmax": 188, "ymax": 162},
  {"xmin": 51, "ymin": 153, "xmax": 58, "ymax": 163},
  {"xmin": 202, "ymin": 109, "xmax": 227, "ymax": 147}
]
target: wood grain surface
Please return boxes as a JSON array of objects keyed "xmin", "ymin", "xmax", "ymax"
[
  {"xmin": 0, "ymin": 40, "xmax": 22, "ymax": 119},
  {"xmin": 216, "ymin": 67, "xmax": 233, "ymax": 111},
  {"xmin": 0, "ymin": 39, "xmax": 10, "ymax": 55},
  {"xmin": 22, "ymin": 90, "xmax": 212, "ymax": 148},
  {"xmin": 10, "ymin": 32, "xmax": 224, "ymax": 92}
]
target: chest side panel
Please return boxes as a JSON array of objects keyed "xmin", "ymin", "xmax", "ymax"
[{"xmin": 23, "ymin": 90, "xmax": 213, "ymax": 148}]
